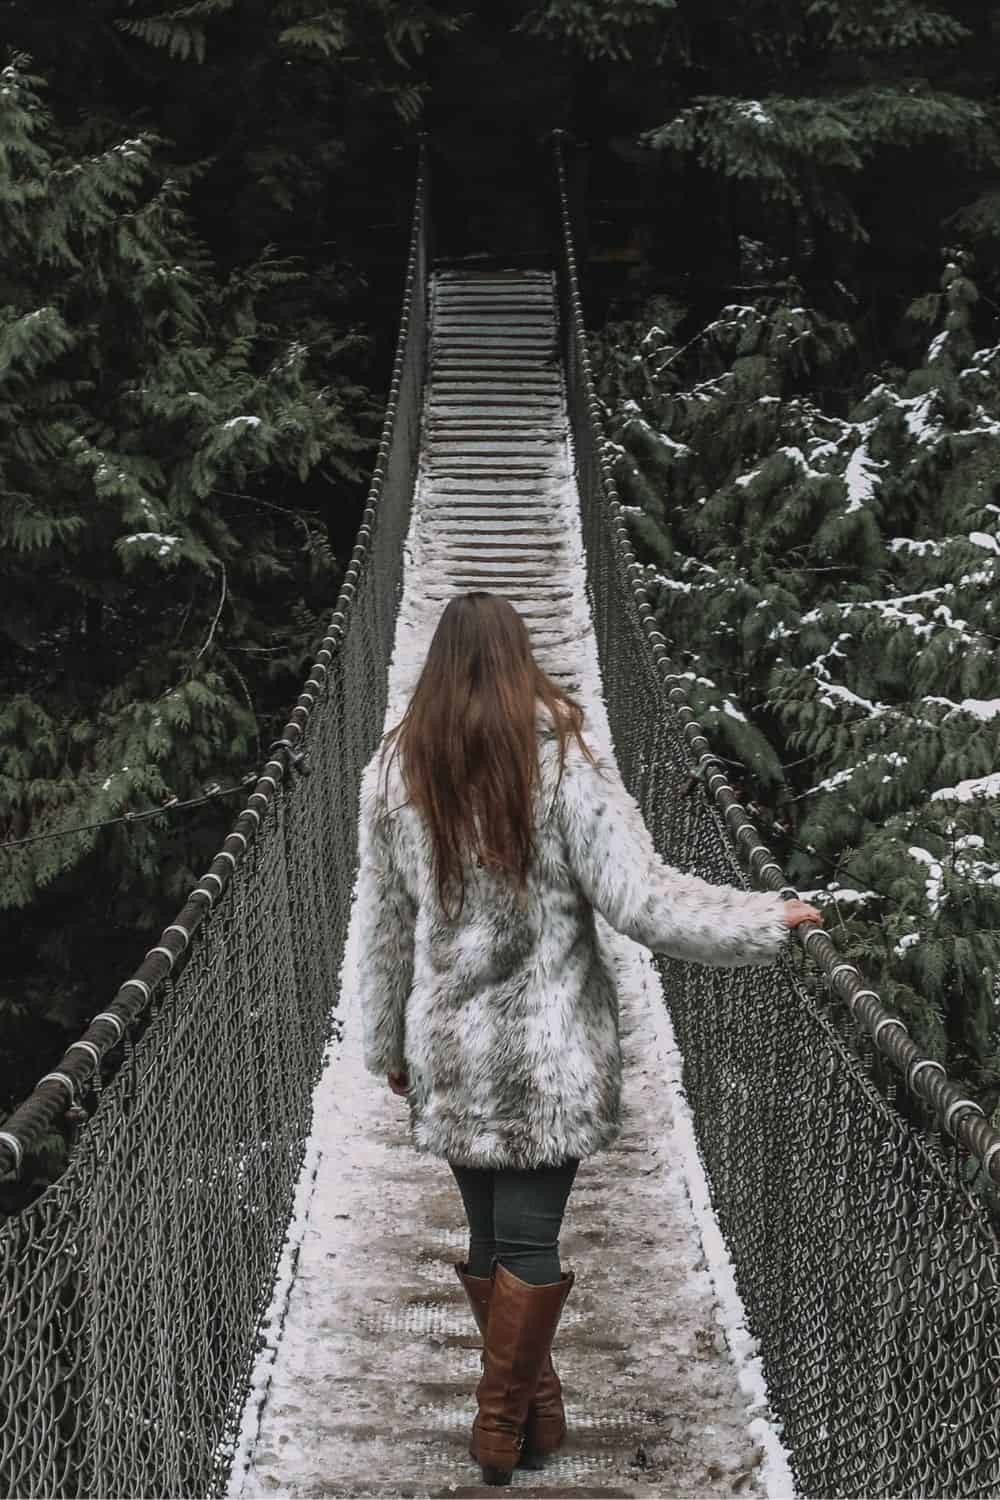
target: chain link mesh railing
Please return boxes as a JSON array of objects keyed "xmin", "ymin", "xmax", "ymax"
[
  {"xmin": 553, "ymin": 133, "xmax": 1000, "ymax": 1500},
  {"xmin": 0, "ymin": 146, "xmax": 429, "ymax": 1500}
]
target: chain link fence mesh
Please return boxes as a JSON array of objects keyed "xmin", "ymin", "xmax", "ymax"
[
  {"xmin": 0, "ymin": 154, "xmax": 428, "ymax": 1500},
  {"xmin": 553, "ymin": 134, "xmax": 1000, "ymax": 1500}
]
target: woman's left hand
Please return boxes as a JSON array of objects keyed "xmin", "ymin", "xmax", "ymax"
[
  {"xmin": 782, "ymin": 899, "xmax": 823, "ymax": 929},
  {"xmin": 387, "ymin": 1068, "xmax": 410, "ymax": 1096}
]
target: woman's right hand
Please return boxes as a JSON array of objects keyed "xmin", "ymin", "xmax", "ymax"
[
  {"xmin": 387, "ymin": 1068, "xmax": 410, "ymax": 1097},
  {"xmin": 783, "ymin": 899, "xmax": 823, "ymax": 929}
]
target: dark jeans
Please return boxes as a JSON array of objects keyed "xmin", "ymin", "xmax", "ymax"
[{"xmin": 449, "ymin": 1159, "xmax": 579, "ymax": 1286}]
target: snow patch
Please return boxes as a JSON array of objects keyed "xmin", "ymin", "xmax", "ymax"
[
  {"xmin": 903, "ymin": 394, "xmax": 939, "ymax": 441},
  {"xmin": 121, "ymin": 532, "xmax": 181, "ymax": 558},
  {"xmin": 888, "ymin": 537, "xmax": 941, "ymax": 557},
  {"xmin": 799, "ymin": 885, "xmax": 877, "ymax": 907},
  {"xmin": 805, "ymin": 752, "xmax": 905, "ymax": 797},
  {"xmin": 923, "ymin": 696, "xmax": 1000, "ymax": 722},
  {"xmin": 736, "ymin": 99, "xmax": 774, "ymax": 128},
  {"xmin": 908, "ymin": 846, "xmax": 944, "ymax": 915},
  {"xmin": 931, "ymin": 773, "xmax": 1000, "ymax": 804},
  {"xmin": 816, "ymin": 681, "xmax": 885, "ymax": 716},
  {"xmin": 843, "ymin": 439, "xmax": 883, "ymax": 511},
  {"xmin": 926, "ymin": 331, "xmax": 949, "ymax": 365}
]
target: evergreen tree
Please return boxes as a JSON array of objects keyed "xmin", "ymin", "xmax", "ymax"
[
  {"xmin": 592, "ymin": 248, "xmax": 1000, "ymax": 1101},
  {"xmin": 0, "ymin": 58, "xmax": 375, "ymax": 1096},
  {"xmin": 572, "ymin": 0, "xmax": 1000, "ymax": 1105},
  {"xmin": 638, "ymin": 0, "xmax": 997, "ymax": 306},
  {"xmin": 0, "ymin": 0, "xmax": 455, "ymax": 1120},
  {"xmin": 1, "ymin": 0, "xmax": 463, "ymax": 288},
  {"xmin": 110, "ymin": 0, "xmax": 465, "ymax": 248}
]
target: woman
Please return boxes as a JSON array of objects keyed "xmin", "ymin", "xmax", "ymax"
[{"xmin": 356, "ymin": 592, "xmax": 820, "ymax": 1487}]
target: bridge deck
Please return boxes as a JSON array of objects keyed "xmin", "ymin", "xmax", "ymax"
[{"xmin": 227, "ymin": 273, "xmax": 793, "ymax": 1498}]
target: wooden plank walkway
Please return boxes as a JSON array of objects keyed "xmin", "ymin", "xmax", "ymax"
[{"xmin": 227, "ymin": 272, "xmax": 792, "ymax": 1500}]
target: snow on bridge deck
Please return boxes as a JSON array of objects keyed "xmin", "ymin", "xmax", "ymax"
[{"xmin": 226, "ymin": 273, "xmax": 794, "ymax": 1499}]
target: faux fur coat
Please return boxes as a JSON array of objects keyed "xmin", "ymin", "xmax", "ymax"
[{"xmin": 356, "ymin": 723, "xmax": 789, "ymax": 1170}]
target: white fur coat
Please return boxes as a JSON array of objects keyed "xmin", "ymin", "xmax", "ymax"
[{"xmin": 356, "ymin": 723, "xmax": 788, "ymax": 1170}]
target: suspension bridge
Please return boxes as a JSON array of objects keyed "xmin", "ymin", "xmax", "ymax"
[{"xmin": 1, "ymin": 137, "xmax": 998, "ymax": 1500}]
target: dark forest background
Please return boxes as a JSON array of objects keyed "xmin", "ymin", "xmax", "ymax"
[{"xmin": 2, "ymin": 1, "xmax": 999, "ymax": 1177}]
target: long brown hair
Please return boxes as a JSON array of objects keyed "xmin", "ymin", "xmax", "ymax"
[{"xmin": 382, "ymin": 592, "xmax": 593, "ymax": 917}]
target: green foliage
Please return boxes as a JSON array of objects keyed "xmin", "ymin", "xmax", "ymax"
[
  {"xmin": 116, "ymin": 0, "xmax": 238, "ymax": 63},
  {"xmin": 646, "ymin": 88, "xmax": 989, "ymax": 240},
  {"xmin": 518, "ymin": 0, "xmax": 677, "ymax": 61},
  {"xmin": 116, "ymin": 0, "xmax": 466, "ymax": 125},
  {"xmin": 669, "ymin": 0, "xmax": 970, "ymax": 60},
  {"xmin": 592, "ymin": 250, "xmax": 1000, "ymax": 1099},
  {"xmin": 806, "ymin": 0, "xmax": 969, "ymax": 51},
  {"xmin": 633, "ymin": 0, "xmax": 996, "ymax": 288},
  {"xmin": 0, "ymin": 59, "xmax": 375, "ymax": 919}
]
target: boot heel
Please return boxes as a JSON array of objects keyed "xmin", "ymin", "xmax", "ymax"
[
  {"xmin": 516, "ymin": 1434, "xmax": 546, "ymax": 1471},
  {"xmin": 515, "ymin": 1446, "xmax": 548, "ymax": 1470},
  {"xmin": 481, "ymin": 1464, "xmax": 512, "ymax": 1486},
  {"xmin": 517, "ymin": 1451, "xmax": 546, "ymax": 1471}
]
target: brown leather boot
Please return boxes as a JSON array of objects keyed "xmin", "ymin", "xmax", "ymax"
[
  {"xmin": 455, "ymin": 1263, "xmax": 495, "ymax": 1464},
  {"xmin": 472, "ymin": 1263, "xmax": 575, "ymax": 1486},
  {"xmin": 454, "ymin": 1262, "xmax": 572, "ymax": 1468}
]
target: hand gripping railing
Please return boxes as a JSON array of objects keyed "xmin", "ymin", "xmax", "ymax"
[
  {"xmin": 0, "ymin": 142, "xmax": 429, "ymax": 1500},
  {"xmin": 554, "ymin": 130, "xmax": 1000, "ymax": 1500}
]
